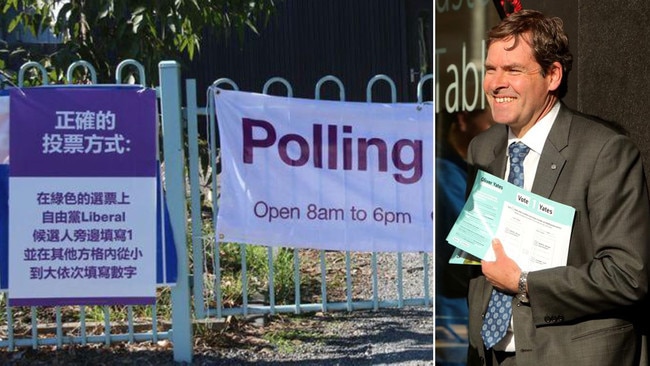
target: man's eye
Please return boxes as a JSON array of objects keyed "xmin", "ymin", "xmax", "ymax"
[{"xmin": 508, "ymin": 69, "xmax": 523, "ymax": 75}]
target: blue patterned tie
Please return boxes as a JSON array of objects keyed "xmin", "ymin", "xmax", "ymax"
[{"xmin": 481, "ymin": 141, "xmax": 530, "ymax": 349}]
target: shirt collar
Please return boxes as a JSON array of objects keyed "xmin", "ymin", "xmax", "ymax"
[{"xmin": 508, "ymin": 102, "xmax": 560, "ymax": 154}]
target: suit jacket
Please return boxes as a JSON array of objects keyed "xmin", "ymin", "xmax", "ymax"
[{"xmin": 466, "ymin": 103, "xmax": 650, "ymax": 366}]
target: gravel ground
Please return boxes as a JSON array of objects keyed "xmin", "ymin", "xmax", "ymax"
[{"xmin": 1, "ymin": 252, "xmax": 433, "ymax": 365}]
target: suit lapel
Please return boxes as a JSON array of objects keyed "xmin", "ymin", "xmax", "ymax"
[
  {"xmin": 531, "ymin": 104, "xmax": 571, "ymax": 198},
  {"xmin": 487, "ymin": 126, "xmax": 509, "ymax": 178}
]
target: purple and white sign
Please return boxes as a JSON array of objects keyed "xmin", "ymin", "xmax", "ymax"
[{"xmin": 8, "ymin": 87, "xmax": 157, "ymax": 306}]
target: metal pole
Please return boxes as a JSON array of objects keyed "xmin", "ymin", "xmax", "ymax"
[{"xmin": 158, "ymin": 60, "xmax": 193, "ymax": 363}]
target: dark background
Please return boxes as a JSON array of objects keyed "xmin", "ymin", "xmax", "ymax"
[
  {"xmin": 522, "ymin": 1, "xmax": 650, "ymax": 181},
  {"xmin": 184, "ymin": 0, "xmax": 433, "ymax": 106}
]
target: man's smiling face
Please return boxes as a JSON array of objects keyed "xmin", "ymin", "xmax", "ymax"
[{"xmin": 483, "ymin": 33, "xmax": 561, "ymax": 137}]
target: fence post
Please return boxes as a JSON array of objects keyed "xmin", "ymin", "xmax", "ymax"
[{"xmin": 158, "ymin": 60, "xmax": 193, "ymax": 363}]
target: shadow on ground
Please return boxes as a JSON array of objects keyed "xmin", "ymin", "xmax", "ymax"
[{"xmin": 0, "ymin": 308, "xmax": 433, "ymax": 365}]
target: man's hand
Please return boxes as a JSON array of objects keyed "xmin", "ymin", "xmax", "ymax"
[{"xmin": 481, "ymin": 239, "xmax": 521, "ymax": 294}]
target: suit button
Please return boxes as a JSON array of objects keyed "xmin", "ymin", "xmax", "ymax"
[
  {"xmin": 558, "ymin": 316, "xmax": 564, "ymax": 322},
  {"xmin": 544, "ymin": 316, "xmax": 551, "ymax": 323}
]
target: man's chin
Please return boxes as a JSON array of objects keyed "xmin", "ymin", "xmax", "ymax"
[{"xmin": 492, "ymin": 119, "xmax": 513, "ymax": 126}]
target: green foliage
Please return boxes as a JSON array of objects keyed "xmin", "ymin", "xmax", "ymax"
[
  {"xmin": 218, "ymin": 243, "xmax": 297, "ymax": 307},
  {"xmin": 84, "ymin": 305, "xmax": 110, "ymax": 323},
  {"xmin": 1, "ymin": 0, "xmax": 280, "ymax": 85},
  {"xmin": 272, "ymin": 248, "xmax": 296, "ymax": 302}
]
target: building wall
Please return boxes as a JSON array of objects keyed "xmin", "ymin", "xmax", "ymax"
[
  {"xmin": 185, "ymin": 0, "xmax": 433, "ymax": 105},
  {"xmin": 530, "ymin": 1, "xmax": 650, "ymax": 179}
]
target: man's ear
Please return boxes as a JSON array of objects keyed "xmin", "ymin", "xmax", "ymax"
[{"xmin": 547, "ymin": 61, "xmax": 563, "ymax": 92}]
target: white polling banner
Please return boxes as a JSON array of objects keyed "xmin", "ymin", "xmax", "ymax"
[{"xmin": 214, "ymin": 89, "xmax": 433, "ymax": 252}]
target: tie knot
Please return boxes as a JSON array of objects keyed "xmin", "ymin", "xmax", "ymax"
[{"xmin": 509, "ymin": 141, "xmax": 530, "ymax": 162}]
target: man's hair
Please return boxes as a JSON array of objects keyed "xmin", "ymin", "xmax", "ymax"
[{"xmin": 487, "ymin": 9, "xmax": 573, "ymax": 98}]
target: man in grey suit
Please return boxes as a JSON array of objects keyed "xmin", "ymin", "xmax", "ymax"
[{"xmin": 465, "ymin": 9, "xmax": 650, "ymax": 366}]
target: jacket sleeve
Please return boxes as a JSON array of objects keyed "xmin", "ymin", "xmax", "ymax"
[{"xmin": 528, "ymin": 132, "xmax": 650, "ymax": 325}]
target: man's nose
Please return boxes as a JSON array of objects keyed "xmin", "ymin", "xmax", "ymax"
[{"xmin": 484, "ymin": 70, "xmax": 507, "ymax": 92}]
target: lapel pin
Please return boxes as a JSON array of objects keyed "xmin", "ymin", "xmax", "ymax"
[{"xmin": 551, "ymin": 163, "xmax": 557, "ymax": 170}]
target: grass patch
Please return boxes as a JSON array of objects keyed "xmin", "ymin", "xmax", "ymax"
[{"xmin": 263, "ymin": 327, "xmax": 324, "ymax": 354}]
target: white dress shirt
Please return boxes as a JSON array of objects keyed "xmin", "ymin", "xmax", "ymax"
[{"xmin": 496, "ymin": 101, "xmax": 560, "ymax": 352}]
